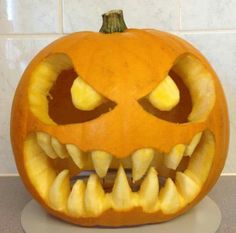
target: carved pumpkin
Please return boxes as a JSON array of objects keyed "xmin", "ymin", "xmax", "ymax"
[{"xmin": 11, "ymin": 10, "xmax": 229, "ymax": 227}]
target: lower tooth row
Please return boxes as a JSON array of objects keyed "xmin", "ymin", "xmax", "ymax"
[{"xmin": 47, "ymin": 166, "xmax": 200, "ymax": 217}]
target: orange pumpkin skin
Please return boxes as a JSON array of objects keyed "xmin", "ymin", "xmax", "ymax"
[{"xmin": 11, "ymin": 27, "xmax": 229, "ymax": 226}]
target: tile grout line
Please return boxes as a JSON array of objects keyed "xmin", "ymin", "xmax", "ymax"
[
  {"xmin": 0, "ymin": 34, "xmax": 66, "ymax": 39},
  {"xmin": 179, "ymin": 29, "xmax": 236, "ymax": 34},
  {"xmin": 58, "ymin": 0, "xmax": 64, "ymax": 33},
  {"xmin": 0, "ymin": 174, "xmax": 19, "ymax": 177},
  {"xmin": 221, "ymin": 173, "xmax": 236, "ymax": 176},
  {"xmin": 0, "ymin": 29, "xmax": 236, "ymax": 39}
]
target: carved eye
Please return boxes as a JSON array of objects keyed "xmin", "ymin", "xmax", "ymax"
[
  {"xmin": 71, "ymin": 77, "xmax": 104, "ymax": 111},
  {"xmin": 139, "ymin": 55, "xmax": 215, "ymax": 123},
  {"xmin": 148, "ymin": 75, "xmax": 180, "ymax": 111}
]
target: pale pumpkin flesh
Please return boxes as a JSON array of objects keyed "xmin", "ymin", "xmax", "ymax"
[
  {"xmin": 24, "ymin": 129, "xmax": 214, "ymax": 217},
  {"xmin": 11, "ymin": 28, "xmax": 229, "ymax": 226},
  {"xmin": 23, "ymin": 52, "xmax": 216, "ymax": 217}
]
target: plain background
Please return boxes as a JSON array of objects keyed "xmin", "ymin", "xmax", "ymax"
[{"xmin": 0, "ymin": 0, "xmax": 235, "ymax": 174}]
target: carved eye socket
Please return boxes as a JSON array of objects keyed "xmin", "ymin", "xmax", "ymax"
[
  {"xmin": 28, "ymin": 53, "xmax": 116, "ymax": 125},
  {"xmin": 139, "ymin": 55, "xmax": 216, "ymax": 123}
]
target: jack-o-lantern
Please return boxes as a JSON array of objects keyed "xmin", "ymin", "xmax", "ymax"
[{"xmin": 11, "ymin": 10, "xmax": 229, "ymax": 227}]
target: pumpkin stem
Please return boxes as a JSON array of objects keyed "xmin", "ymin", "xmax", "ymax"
[{"xmin": 99, "ymin": 10, "xmax": 127, "ymax": 33}]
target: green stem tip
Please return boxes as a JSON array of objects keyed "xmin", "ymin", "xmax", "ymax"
[{"xmin": 99, "ymin": 9, "xmax": 128, "ymax": 34}]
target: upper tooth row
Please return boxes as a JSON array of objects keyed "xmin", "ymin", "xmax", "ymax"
[
  {"xmin": 164, "ymin": 132, "xmax": 203, "ymax": 170},
  {"xmin": 36, "ymin": 131, "xmax": 202, "ymax": 181}
]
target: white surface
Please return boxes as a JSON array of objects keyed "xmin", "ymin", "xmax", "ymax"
[
  {"xmin": 0, "ymin": 0, "xmax": 235, "ymax": 174},
  {"xmin": 63, "ymin": 0, "xmax": 179, "ymax": 32},
  {"xmin": 21, "ymin": 196, "xmax": 221, "ymax": 233},
  {"xmin": 0, "ymin": 0, "xmax": 60, "ymax": 34},
  {"xmin": 180, "ymin": 0, "xmax": 236, "ymax": 30}
]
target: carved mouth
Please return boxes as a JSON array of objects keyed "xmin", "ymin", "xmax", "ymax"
[{"xmin": 23, "ymin": 130, "xmax": 215, "ymax": 217}]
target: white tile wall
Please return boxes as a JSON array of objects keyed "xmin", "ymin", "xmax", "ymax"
[
  {"xmin": 63, "ymin": 0, "xmax": 179, "ymax": 32},
  {"xmin": 0, "ymin": 0, "xmax": 235, "ymax": 174},
  {"xmin": 0, "ymin": 0, "xmax": 60, "ymax": 34},
  {"xmin": 180, "ymin": 0, "xmax": 236, "ymax": 30}
]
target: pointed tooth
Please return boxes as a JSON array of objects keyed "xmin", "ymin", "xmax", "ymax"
[
  {"xmin": 51, "ymin": 137, "xmax": 69, "ymax": 159},
  {"xmin": 159, "ymin": 178, "xmax": 183, "ymax": 214},
  {"xmin": 111, "ymin": 165, "xmax": 134, "ymax": 210},
  {"xmin": 48, "ymin": 170, "xmax": 70, "ymax": 211},
  {"xmin": 175, "ymin": 172, "xmax": 200, "ymax": 203},
  {"xmin": 132, "ymin": 148, "xmax": 154, "ymax": 182},
  {"xmin": 164, "ymin": 144, "xmax": 186, "ymax": 170},
  {"xmin": 184, "ymin": 132, "xmax": 202, "ymax": 156},
  {"xmin": 66, "ymin": 144, "xmax": 86, "ymax": 169},
  {"xmin": 148, "ymin": 75, "xmax": 180, "ymax": 111},
  {"xmin": 139, "ymin": 167, "xmax": 159, "ymax": 212},
  {"xmin": 67, "ymin": 180, "xmax": 86, "ymax": 217},
  {"xmin": 84, "ymin": 174, "xmax": 108, "ymax": 216},
  {"xmin": 186, "ymin": 131, "xmax": 215, "ymax": 185},
  {"xmin": 91, "ymin": 151, "xmax": 112, "ymax": 178},
  {"xmin": 36, "ymin": 132, "xmax": 57, "ymax": 159}
]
